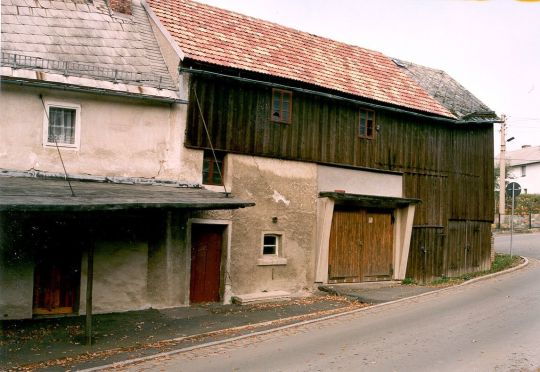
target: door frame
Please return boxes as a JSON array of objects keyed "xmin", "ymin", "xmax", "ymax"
[{"xmin": 187, "ymin": 218, "xmax": 232, "ymax": 304}]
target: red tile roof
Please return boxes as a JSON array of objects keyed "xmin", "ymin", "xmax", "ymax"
[{"xmin": 147, "ymin": 0, "xmax": 455, "ymax": 118}]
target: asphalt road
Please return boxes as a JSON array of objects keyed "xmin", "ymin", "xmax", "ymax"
[
  {"xmin": 495, "ymin": 232, "xmax": 540, "ymax": 259},
  {"xmin": 120, "ymin": 234, "xmax": 540, "ymax": 372}
]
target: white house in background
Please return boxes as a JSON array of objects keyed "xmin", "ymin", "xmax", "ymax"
[{"xmin": 505, "ymin": 145, "xmax": 540, "ymax": 194}]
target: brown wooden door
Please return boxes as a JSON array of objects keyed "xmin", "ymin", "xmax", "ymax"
[
  {"xmin": 328, "ymin": 207, "xmax": 393, "ymax": 283},
  {"xmin": 190, "ymin": 224, "xmax": 224, "ymax": 303},
  {"xmin": 328, "ymin": 208, "xmax": 365, "ymax": 281},
  {"xmin": 362, "ymin": 210, "xmax": 394, "ymax": 281},
  {"xmin": 33, "ymin": 259, "xmax": 80, "ymax": 315}
]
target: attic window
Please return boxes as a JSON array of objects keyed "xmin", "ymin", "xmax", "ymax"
[
  {"xmin": 271, "ymin": 89, "xmax": 292, "ymax": 123},
  {"xmin": 358, "ymin": 109, "xmax": 375, "ymax": 139}
]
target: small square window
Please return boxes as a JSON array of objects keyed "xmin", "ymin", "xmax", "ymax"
[
  {"xmin": 43, "ymin": 102, "xmax": 81, "ymax": 148},
  {"xmin": 202, "ymin": 150, "xmax": 225, "ymax": 186},
  {"xmin": 271, "ymin": 89, "xmax": 292, "ymax": 123},
  {"xmin": 263, "ymin": 234, "xmax": 279, "ymax": 255},
  {"xmin": 258, "ymin": 233, "xmax": 287, "ymax": 266},
  {"xmin": 358, "ymin": 109, "xmax": 375, "ymax": 139}
]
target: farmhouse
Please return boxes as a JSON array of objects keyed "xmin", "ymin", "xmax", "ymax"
[
  {"xmin": 146, "ymin": 0, "xmax": 498, "ymax": 295},
  {"xmin": 0, "ymin": 0, "xmax": 499, "ymax": 320}
]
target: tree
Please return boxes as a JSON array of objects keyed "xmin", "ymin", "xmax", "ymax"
[{"xmin": 514, "ymin": 194, "xmax": 540, "ymax": 215}]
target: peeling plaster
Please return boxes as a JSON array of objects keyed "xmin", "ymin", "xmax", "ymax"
[{"xmin": 272, "ymin": 190, "xmax": 290, "ymax": 206}]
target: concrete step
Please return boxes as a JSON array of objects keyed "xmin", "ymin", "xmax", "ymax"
[{"xmin": 232, "ymin": 290, "xmax": 291, "ymax": 305}]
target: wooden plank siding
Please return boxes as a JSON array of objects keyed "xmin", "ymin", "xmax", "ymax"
[{"xmin": 186, "ymin": 76, "xmax": 494, "ymax": 282}]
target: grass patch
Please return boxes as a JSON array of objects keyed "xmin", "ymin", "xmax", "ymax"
[
  {"xmin": 429, "ymin": 254, "xmax": 523, "ymax": 287},
  {"xmin": 401, "ymin": 277, "xmax": 417, "ymax": 285}
]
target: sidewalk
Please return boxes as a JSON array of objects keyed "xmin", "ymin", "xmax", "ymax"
[
  {"xmin": 319, "ymin": 280, "xmax": 438, "ymax": 303},
  {"xmin": 2, "ymin": 293, "xmax": 365, "ymax": 371},
  {"xmin": 0, "ymin": 284, "xmax": 460, "ymax": 371}
]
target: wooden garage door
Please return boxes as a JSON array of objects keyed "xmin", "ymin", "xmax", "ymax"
[
  {"xmin": 328, "ymin": 207, "xmax": 394, "ymax": 283},
  {"xmin": 190, "ymin": 224, "xmax": 224, "ymax": 303}
]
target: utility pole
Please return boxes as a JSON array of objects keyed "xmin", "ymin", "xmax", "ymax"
[{"xmin": 498, "ymin": 114, "xmax": 507, "ymax": 218}]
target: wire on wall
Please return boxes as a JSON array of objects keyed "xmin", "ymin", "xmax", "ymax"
[
  {"xmin": 193, "ymin": 87, "xmax": 229, "ymax": 196},
  {"xmin": 39, "ymin": 94, "xmax": 76, "ymax": 197}
]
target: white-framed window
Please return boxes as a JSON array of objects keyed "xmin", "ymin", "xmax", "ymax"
[
  {"xmin": 521, "ymin": 165, "xmax": 526, "ymax": 177},
  {"xmin": 263, "ymin": 234, "xmax": 280, "ymax": 255},
  {"xmin": 43, "ymin": 101, "xmax": 81, "ymax": 149},
  {"xmin": 258, "ymin": 232, "xmax": 287, "ymax": 266}
]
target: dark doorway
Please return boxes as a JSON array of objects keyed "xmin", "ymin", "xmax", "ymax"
[
  {"xmin": 190, "ymin": 224, "xmax": 224, "ymax": 303},
  {"xmin": 33, "ymin": 250, "xmax": 81, "ymax": 315}
]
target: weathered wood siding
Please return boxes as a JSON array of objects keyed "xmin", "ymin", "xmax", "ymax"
[{"xmin": 186, "ymin": 75, "xmax": 494, "ymax": 282}]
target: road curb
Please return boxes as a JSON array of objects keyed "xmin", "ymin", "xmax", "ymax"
[{"xmin": 79, "ymin": 256, "xmax": 530, "ymax": 371}]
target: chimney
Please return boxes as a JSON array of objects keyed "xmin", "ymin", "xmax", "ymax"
[
  {"xmin": 522, "ymin": 145, "xmax": 531, "ymax": 148},
  {"xmin": 109, "ymin": 0, "xmax": 131, "ymax": 15}
]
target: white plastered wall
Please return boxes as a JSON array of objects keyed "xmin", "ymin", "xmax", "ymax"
[
  {"xmin": 317, "ymin": 165, "xmax": 402, "ymax": 197},
  {"xmin": 0, "ymin": 85, "xmax": 200, "ymax": 182}
]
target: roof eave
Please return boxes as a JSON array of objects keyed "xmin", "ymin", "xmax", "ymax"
[
  {"xmin": 1, "ymin": 74, "xmax": 186, "ymax": 104},
  {"xmin": 181, "ymin": 66, "xmax": 466, "ymax": 123}
]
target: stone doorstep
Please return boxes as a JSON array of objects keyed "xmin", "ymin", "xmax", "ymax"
[{"xmin": 231, "ymin": 290, "xmax": 292, "ymax": 305}]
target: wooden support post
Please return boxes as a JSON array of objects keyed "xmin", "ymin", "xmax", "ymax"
[{"xmin": 85, "ymin": 243, "xmax": 94, "ymax": 346}]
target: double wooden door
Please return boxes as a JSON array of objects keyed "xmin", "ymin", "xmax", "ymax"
[
  {"xmin": 328, "ymin": 207, "xmax": 394, "ymax": 283},
  {"xmin": 190, "ymin": 224, "xmax": 224, "ymax": 303}
]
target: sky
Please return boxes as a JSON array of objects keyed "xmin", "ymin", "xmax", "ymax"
[{"xmin": 196, "ymin": 0, "xmax": 540, "ymax": 155}]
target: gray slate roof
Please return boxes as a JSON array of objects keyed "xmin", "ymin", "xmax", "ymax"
[
  {"xmin": 393, "ymin": 59, "xmax": 496, "ymax": 120},
  {"xmin": 1, "ymin": 0, "xmax": 175, "ymax": 90}
]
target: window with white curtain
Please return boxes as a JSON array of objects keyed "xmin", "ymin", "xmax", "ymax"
[{"xmin": 43, "ymin": 102, "xmax": 81, "ymax": 149}]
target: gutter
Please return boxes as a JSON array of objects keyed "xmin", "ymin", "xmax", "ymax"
[
  {"xmin": 180, "ymin": 67, "xmax": 502, "ymax": 125},
  {"xmin": 1, "ymin": 76, "xmax": 187, "ymax": 104}
]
